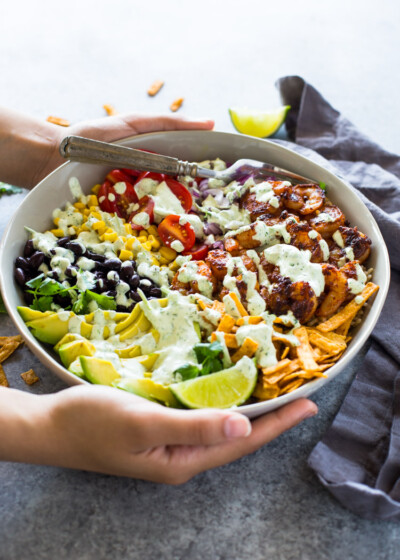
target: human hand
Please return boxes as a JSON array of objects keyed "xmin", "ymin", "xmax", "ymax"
[
  {"xmin": 37, "ymin": 113, "xmax": 214, "ymax": 185},
  {"xmin": 30, "ymin": 385, "xmax": 317, "ymax": 484}
]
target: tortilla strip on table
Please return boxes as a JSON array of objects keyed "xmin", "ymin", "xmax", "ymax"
[
  {"xmin": 0, "ymin": 364, "xmax": 9, "ymax": 387},
  {"xmin": 0, "ymin": 335, "xmax": 24, "ymax": 363}
]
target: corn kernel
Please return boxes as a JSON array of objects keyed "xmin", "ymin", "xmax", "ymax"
[
  {"xmin": 142, "ymin": 241, "xmax": 152, "ymax": 251},
  {"xmin": 50, "ymin": 228, "xmax": 66, "ymax": 237},
  {"xmin": 91, "ymin": 211, "xmax": 102, "ymax": 220},
  {"xmin": 74, "ymin": 202, "xmax": 86, "ymax": 210},
  {"xmin": 92, "ymin": 220, "xmax": 106, "ymax": 231},
  {"xmin": 139, "ymin": 230, "xmax": 148, "ymax": 238},
  {"xmin": 151, "ymin": 257, "xmax": 160, "ymax": 267},
  {"xmin": 119, "ymin": 249, "xmax": 133, "ymax": 261},
  {"xmin": 103, "ymin": 232, "xmax": 118, "ymax": 242},
  {"xmin": 143, "ymin": 371, "xmax": 152, "ymax": 378},
  {"xmin": 83, "ymin": 208, "xmax": 91, "ymax": 216},
  {"xmin": 91, "ymin": 183, "xmax": 101, "ymax": 195},
  {"xmin": 106, "ymin": 227, "xmax": 114, "ymax": 234},
  {"xmin": 159, "ymin": 256, "xmax": 169, "ymax": 265},
  {"xmin": 160, "ymin": 246, "xmax": 177, "ymax": 260},
  {"xmin": 137, "ymin": 236, "xmax": 147, "ymax": 243},
  {"xmin": 148, "ymin": 235, "xmax": 161, "ymax": 250},
  {"xmin": 124, "ymin": 223, "xmax": 133, "ymax": 235},
  {"xmin": 147, "ymin": 225, "xmax": 158, "ymax": 236},
  {"xmin": 80, "ymin": 224, "xmax": 90, "ymax": 232},
  {"xmin": 53, "ymin": 217, "xmax": 60, "ymax": 226},
  {"xmin": 87, "ymin": 195, "xmax": 98, "ymax": 207}
]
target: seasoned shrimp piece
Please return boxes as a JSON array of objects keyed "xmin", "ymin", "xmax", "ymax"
[
  {"xmin": 227, "ymin": 222, "xmax": 261, "ymax": 249},
  {"xmin": 171, "ymin": 261, "xmax": 217, "ymax": 296},
  {"xmin": 206, "ymin": 249, "xmax": 256, "ymax": 280},
  {"xmin": 261, "ymin": 278, "xmax": 318, "ymax": 323},
  {"xmin": 316, "ymin": 264, "xmax": 348, "ymax": 318},
  {"xmin": 240, "ymin": 188, "xmax": 282, "ymax": 220},
  {"xmin": 339, "ymin": 226, "xmax": 371, "ymax": 264},
  {"xmin": 286, "ymin": 220, "xmax": 325, "ymax": 263},
  {"xmin": 308, "ymin": 204, "xmax": 345, "ymax": 238},
  {"xmin": 282, "ymin": 184, "xmax": 325, "ymax": 215}
]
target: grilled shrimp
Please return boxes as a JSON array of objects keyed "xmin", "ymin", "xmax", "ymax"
[
  {"xmin": 261, "ymin": 278, "xmax": 318, "ymax": 323},
  {"xmin": 286, "ymin": 220, "xmax": 325, "ymax": 263},
  {"xmin": 316, "ymin": 264, "xmax": 348, "ymax": 318},
  {"xmin": 282, "ymin": 184, "xmax": 325, "ymax": 215},
  {"xmin": 206, "ymin": 249, "xmax": 256, "ymax": 280},
  {"xmin": 240, "ymin": 190, "xmax": 282, "ymax": 220},
  {"xmin": 171, "ymin": 261, "xmax": 217, "ymax": 296},
  {"xmin": 339, "ymin": 226, "xmax": 371, "ymax": 264},
  {"xmin": 308, "ymin": 204, "xmax": 345, "ymax": 238},
  {"xmin": 226, "ymin": 222, "xmax": 261, "ymax": 249}
]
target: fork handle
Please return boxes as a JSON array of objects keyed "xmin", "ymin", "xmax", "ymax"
[{"xmin": 59, "ymin": 136, "xmax": 215, "ymax": 179}]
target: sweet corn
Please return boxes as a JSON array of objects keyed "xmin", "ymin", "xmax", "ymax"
[
  {"xmin": 125, "ymin": 238, "xmax": 136, "ymax": 250},
  {"xmin": 74, "ymin": 202, "xmax": 86, "ymax": 210},
  {"xmin": 148, "ymin": 235, "xmax": 161, "ymax": 250},
  {"xmin": 90, "ymin": 211, "xmax": 102, "ymax": 220},
  {"xmin": 137, "ymin": 236, "xmax": 148, "ymax": 244},
  {"xmin": 143, "ymin": 371, "xmax": 152, "ymax": 378},
  {"xmin": 151, "ymin": 257, "xmax": 160, "ymax": 266},
  {"xmin": 53, "ymin": 217, "xmax": 60, "ymax": 226},
  {"xmin": 87, "ymin": 195, "xmax": 98, "ymax": 207},
  {"xmin": 159, "ymin": 256, "xmax": 169, "ymax": 265},
  {"xmin": 91, "ymin": 183, "xmax": 101, "ymax": 195},
  {"xmin": 92, "ymin": 220, "xmax": 106, "ymax": 231},
  {"xmin": 119, "ymin": 249, "xmax": 133, "ymax": 261},
  {"xmin": 50, "ymin": 228, "xmax": 65, "ymax": 237},
  {"xmin": 160, "ymin": 246, "xmax": 177, "ymax": 260},
  {"xmin": 142, "ymin": 241, "xmax": 152, "ymax": 251},
  {"xmin": 139, "ymin": 230, "xmax": 148, "ymax": 238},
  {"xmin": 83, "ymin": 208, "xmax": 91, "ymax": 216},
  {"xmin": 124, "ymin": 223, "xmax": 133, "ymax": 235},
  {"xmin": 147, "ymin": 225, "xmax": 158, "ymax": 236},
  {"xmin": 103, "ymin": 232, "xmax": 118, "ymax": 242}
]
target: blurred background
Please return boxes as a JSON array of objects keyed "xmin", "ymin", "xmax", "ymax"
[{"xmin": 0, "ymin": 0, "xmax": 399, "ymax": 152}]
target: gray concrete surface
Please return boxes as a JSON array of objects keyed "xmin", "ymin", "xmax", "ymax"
[{"xmin": 1, "ymin": 1, "xmax": 400, "ymax": 559}]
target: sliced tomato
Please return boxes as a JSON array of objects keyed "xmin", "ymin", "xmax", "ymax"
[
  {"xmin": 106, "ymin": 169, "xmax": 135, "ymax": 185},
  {"xmin": 98, "ymin": 180, "xmax": 123, "ymax": 217},
  {"xmin": 136, "ymin": 171, "xmax": 167, "ymax": 184},
  {"xmin": 158, "ymin": 215, "xmax": 196, "ymax": 252},
  {"xmin": 128, "ymin": 196, "xmax": 155, "ymax": 230},
  {"xmin": 182, "ymin": 244, "xmax": 209, "ymax": 260},
  {"xmin": 165, "ymin": 179, "xmax": 193, "ymax": 212}
]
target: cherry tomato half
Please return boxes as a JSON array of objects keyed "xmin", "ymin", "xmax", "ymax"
[
  {"xmin": 165, "ymin": 179, "xmax": 193, "ymax": 213},
  {"xmin": 158, "ymin": 215, "xmax": 196, "ymax": 252},
  {"xmin": 106, "ymin": 169, "xmax": 135, "ymax": 185},
  {"xmin": 98, "ymin": 180, "xmax": 123, "ymax": 217},
  {"xmin": 128, "ymin": 196, "xmax": 155, "ymax": 230},
  {"xmin": 136, "ymin": 171, "xmax": 167, "ymax": 184},
  {"xmin": 182, "ymin": 244, "xmax": 209, "ymax": 260}
]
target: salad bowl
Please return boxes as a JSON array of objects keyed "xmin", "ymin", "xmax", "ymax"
[{"xmin": 0, "ymin": 131, "xmax": 390, "ymax": 418}]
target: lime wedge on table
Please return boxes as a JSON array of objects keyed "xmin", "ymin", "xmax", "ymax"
[
  {"xmin": 229, "ymin": 105, "xmax": 290, "ymax": 138},
  {"xmin": 170, "ymin": 356, "xmax": 258, "ymax": 409}
]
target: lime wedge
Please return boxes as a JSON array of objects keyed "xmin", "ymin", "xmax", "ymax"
[
  {"xmin": 229, "ymin": 105, "xmax": 290, "ymax": 138},
  {"xmin": 169, "ymin": 356, "xmax": 258, "ymax": 409}
]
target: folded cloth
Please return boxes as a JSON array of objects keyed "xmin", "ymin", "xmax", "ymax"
[{"xmin": 274, "ymin": 75, "xmax": 400, "ymax": 520}]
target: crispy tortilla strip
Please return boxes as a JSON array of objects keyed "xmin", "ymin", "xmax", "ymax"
[
  {"xmin": 253, "ymin": 382, "xmax": 280, "ymax": 400},
  {"xmin": 170, "ymin": 97, "xmax": 184, "ymax": 112},
  {"xmin": 0, "ymin": 335, "xmax": 24, "ymax": 363},
  {"xmin": 21, "ymin": 369, "xmax": 39, "ymax": 385},
  {"xmin": 280, "ymin": 378, "xmax": 305, "ymax": 394},
  {"xmin": 147, "ymin": 80, "xmax": 164, "ymax": 96},
  {"xmin": 306, "ymin": 328, "xmax": 347, "ymax": 355},
  {"xmin": 318, "ymin": 351, "xmax": 345, "ymax": 364},
  {"xmin": 280, "ymin": 370, "xmax": 326, "ymax": 385},
  {"xmin": 46, "ymin": 115, "xmax": 70, "ymax": 127},
  {"xmin": 211, "ymin": 332, "xmax": 238, "ymax": 348},
  {"xmin": 336, "ymin": 317, "xmax": 353, "ymax": 337},
  {"xmin": 228, "ymin": 292, "xmax": 248, "ymax": 317},
  {"xmin": 211, "ymin": 300, "xmax": 225, "ymax": 314},
  {"xmin": 293, "ymin": 327, "xmax": 319, "ymax": 371},
  {"xmin": 231, "ymin": 338, "xmax": 259, "ymax": 363},
  {"xmin": 281, "ymin": 346, "xmax": 290, "ymax": 360},
  {"xmin": 103, "ymin": 103, "xmax": 118, "ymax": 115},
  {"xmin": 197, "ymin": 299, "xmax": 209, "ymax": 311},
  {"xmin": 261, "ymin": 359, "xmax": 291, "ymax": 377},
  {"xmin": 262, "ymin": 360, "xmax": 301, "ymax": 385},
  {"xmin": 217, "ymin": 314, "xmax": 236, "ymax": 333},
  {"xmin": 0, "ymin": 364, "xmax": 9, "ymax": 387},
  {"xmin": 317, "ymin": 282, "xmax": 379, "ymax": 333},
  {"xmin": 236, "ymin": 316, "xmax": 263, "ymax": 326}
]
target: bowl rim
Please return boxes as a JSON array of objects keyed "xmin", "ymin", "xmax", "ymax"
[{"xmin": 0, "ymin": 130, "xmax": 391, "ymax": 417}]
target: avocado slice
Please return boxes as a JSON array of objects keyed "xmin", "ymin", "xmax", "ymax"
[
  {"xmin": 68, "ymin": 357, "xmax": 85, "ymax": 378},
  {"xmin": 26, "ymin": 312, "xmax": 73, "ymax": 345},
  {"xmin": 17, "ymin": 306, "xmax": 53, "ymax": 322},
  {"xmin": 80, "ymin": 356, "xmax": 121, "ymax": 386},
  {"xmin": 126, "ymin": 353, "xmax": 159, "ymax": 370},
  {"xmin": 58, "ymin": 339, "xmax": 96, "ymax": 368},
  {"xmin": 115, "ymin": 344, "xmax": 142, "ymax": 359},
  {"xmin": 112, "ymin": 377, "xmax": 181, "ymax": 407},
  {"xmin": 114, "ymin": 305, "xmax": 141, "ymax": 334},
  {"xmin": 54, "ymin": 332, "xmax": 84, "ymax": 352},
  {"xmin": 118, "ymin": 312, "xmax": 151, "ymax": 341}
]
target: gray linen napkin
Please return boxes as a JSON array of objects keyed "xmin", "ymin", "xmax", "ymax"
[{"xmin": 274, "ymin": 76, "xmax": 400, "ymax": 520}]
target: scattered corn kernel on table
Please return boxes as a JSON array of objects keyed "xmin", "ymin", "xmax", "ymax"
[{"xmin": 1, "ymin": 1, "xmax": 400, "ymax": 558}]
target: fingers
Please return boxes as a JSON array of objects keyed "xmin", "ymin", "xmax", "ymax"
[
  {"xmin": 175, "ymin": 399, "xmax": 318, "ymax": 479},
  {"xmin": 71, "ymin": 114, "xmax": 214, "ymax": 145},
  {"xmin": 134, "ymin": 406, "xmax": 252, "ymax": 449}
]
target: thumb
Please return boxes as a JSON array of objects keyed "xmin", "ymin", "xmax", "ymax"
[{"xmin": 144, "ymin": 407, "xmax": 252, "ymax": 448}]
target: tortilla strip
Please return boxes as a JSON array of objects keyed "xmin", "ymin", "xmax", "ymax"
[
  {"xmin": 0, "ymin": 335, "xmax": 24, "ymax": 363},
  {"xmin": 293, "ymin": 327, "xmax": 319, "ymax": 371},
  {"xmin": 262, "ymin": 360, "xmax": 301, "ymax": 385},
  {"xmin": 317, "ymin": 282, "xmax": 379, "ymax": 332},
  {"xmin": 253, "ymin": 382, "xmax": 280, "ymax": 400},
  {"xmin": 306, "ymin": 328, "xmax": 347, "ymax": 355},
  {"xmin": 217, "ymin": 314, "xmax": 236, "ymax": 333},
  {"xmin": 236, "ymin": 316, "xmax": 263, "ymax": 326},
  {"xmin": 231, "ymin": 338, "xmax": 259, "ymax": 363},
  {"xmin": 281, "ymin": 346, "xmax": 290, "ymax": 360},
  {"xmin": 20, "ymin": 369, "xmax": 39, "ymax": 386},
  {"xmin": 280, "ymin": 378, "xmax": 305, "ymax": 394},
  {"xmin": 0, "ymin": 364, "xmax": 9, "ymax": 387},
  {"xmin": 228, "ymin": 292, "xmax": 248, "ymax": 317}
]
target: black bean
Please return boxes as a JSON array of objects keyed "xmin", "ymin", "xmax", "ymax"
[
  {"xmin": 47, "ymin": 270, "xmax": 59, "ymax": 280},
  {"xmin": 23, "ymin": 292, "xmax": 34, "ymax": 305},
  {"xmin": 54, "ymin": 294, "xmax": 71, "ymax": 307},
  {"xmin": 128, "ymin": 274, "xmax": 140, "ymax": 289},
  {"xmin": 65, "ymin": 241, "xmax": 84, "ymax": 257},
  {"xmin": 28, "ymin": 251, "xmax": 45, "ymax": 269},
  {"xmin": 130, "ymin": 292, "xmax": 142, "ymax": 302},
  {"xmin": 85, "ymin": 250, "xmax": 106, "ymax": 262},
  {"xmin": 65, "ymin": 265, "xmax": 77, "ymax": 278},
  {"xmin": 49, "ymin": 248, "xmax": 57, "ymax": 256},
  {"xmin": 106, "ymin": 278, "xmax": 118, "ymax": 289},
  {"xmin": 15, "ymin": 256, "xmax": 30, "ymax": 271},
  {"xmin": 139, "ymin": 278, "xmax": 152, "ymax": 289},
  {"xmin": 104, "ymin": 290, "xmax": 116, "ymax": 298},
  {"xmin": 103, "ymin": 258, "xmax": 122, "ymax": 272},
  {"xmin": 23, "ymin": 239, "xmax": 35, "ymax": 258},
  {"xmin": 94, "ymin": 279, "xmax": 105, "ymax": 292},
  {"xmin": 119, "ymin": 262, "xmax": 135, "ymax": 281},
  {"xmin": 14, "ymin": 268, "xmax": 26, "ymax": 287},
  {"xmin": 57, "ymin": 236, "xmax": 70, "ymax": 247},
  {"xmin": 149, "ymin": 286, "xmax": 162, "ymax": 298}
]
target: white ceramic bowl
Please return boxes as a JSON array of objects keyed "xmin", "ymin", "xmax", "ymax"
[{"xmin": 0, "ymin": 131, "xmax": 390, "ymax": 418}]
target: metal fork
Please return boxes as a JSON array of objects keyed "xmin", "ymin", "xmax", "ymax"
[{"xmin": 60, "ymin": 135, "xmax": 314, "ymax": 184}]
